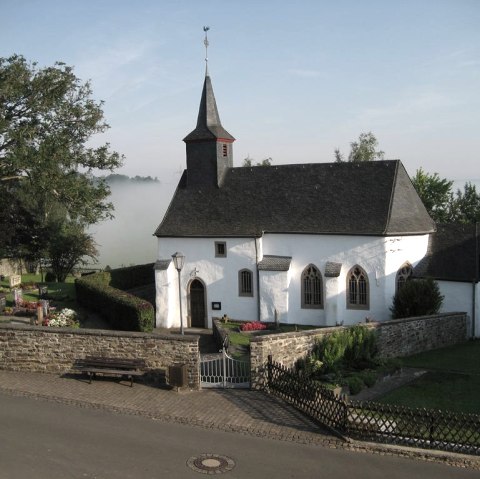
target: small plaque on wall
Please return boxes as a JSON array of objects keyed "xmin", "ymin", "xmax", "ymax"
[{"xmin": 211, "ymin": 302, "xmax": 221, "ymax": 310}]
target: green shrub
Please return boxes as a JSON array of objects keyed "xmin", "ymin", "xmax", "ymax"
[
  {"xmin": 295, "ymin": 352, "xmax": 323, "ymax": 378},
  {"xmin": 109, "ymin": 263, "xmax": 154, "ymax": 290},
  {"xmin": 390, "ymin": 278, "xmax": 444, "ymax": 319},
  {"xmin": 344, "ymin": 375, "xmax": 365, "ymax": 395},
  {"xmin": 343, "ymin": 325, "xmax": 378, "ymax": 368},
  {"xmin": 75, "ymin": 269, "xmax": 154, "ymax": 332},
  {"xmin": 317, "ymin": 330, "xmax": 350, "ymax": 373},
  {"xmin": 296, "ymin": 325, "xmax": 379, "ymax": 381},
  {"xmin": 359, "ymin": 369, "xmax": 378, "ymax": 388}
]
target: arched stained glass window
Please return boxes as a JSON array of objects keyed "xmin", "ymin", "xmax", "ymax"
[
  {"xmin": 347, "ymin": 265, "xmax": 369, "ymax": 309},
  {"xmin": 301, "ymin": 264, "xmax": 323, "ymax": 309},
  {"xmin": 396, "ymin": 263, "xmax": 413, "ymax": 294}
]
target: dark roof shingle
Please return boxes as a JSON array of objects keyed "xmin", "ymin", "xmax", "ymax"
[
  {"xmin": 155, "ymin": 160, "xmax": 435, "ymax": 238},
  {"xmin": 413, "ymin": 223, "xmax": 479, "ymax": 282},
  {"xmin": 258, "ymin": 255, "xmax": 292, "ymax": 271}
]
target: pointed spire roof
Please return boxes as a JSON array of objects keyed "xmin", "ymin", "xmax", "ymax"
[{"xmin": 183, "ymin": 74, "xmax": 235, "ymax": 142}]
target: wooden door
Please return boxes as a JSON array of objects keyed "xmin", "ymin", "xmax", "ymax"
[{"xmin": 190, "ymin": 279, "xmax": 206, "ymax": 328}]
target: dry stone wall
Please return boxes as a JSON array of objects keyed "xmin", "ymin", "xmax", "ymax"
[
  {"xmin": 250, "ymin": 312, "xmax": 468, "ymax": 389},
  {"xmin": 0, "ymin": 324, "xmax": 200, "ymax": 389},
  {"xmin": 375, "ymin": 312, "xmax": 468, "ymax": 358}
]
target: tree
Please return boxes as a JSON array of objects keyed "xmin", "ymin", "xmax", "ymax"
[
  {"xmin": 412, "ymin": 168, "xmax": 480, "ymax": 224},
  {"xmin": 48, "ymin": 218, "xmax": 98, "ymax": 282},
  {"xmin": 449, "ymin": 182, "xmax": 480, "ymax": 224},
  {"xmin": 411, "ymin": 168, "xmax": 454, "ymax": 223},
  {"xmin": 0, "ymin": 55, "xmax": 123, "ymax": 258},
  {"xmin": 243, "ymin": 156, "xmax": 272, "ymax": 167},
  {"xmin": 335, "ymin": 132, "xmax": 385, "ymax": 163}
]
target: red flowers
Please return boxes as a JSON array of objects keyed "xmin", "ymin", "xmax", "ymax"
[{"xmin": 241, "ymin": 321, "xmax": 267, "ymax": 331}]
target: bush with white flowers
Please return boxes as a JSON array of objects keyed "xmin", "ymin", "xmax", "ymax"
[{"xmin": 43, "ymin": 308, "xmax": 79, "ymax": 328}]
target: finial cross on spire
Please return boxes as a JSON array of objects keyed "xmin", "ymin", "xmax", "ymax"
[{"xmin": 203, "ymin": 26, "xmax": 210, "ymax": 75}]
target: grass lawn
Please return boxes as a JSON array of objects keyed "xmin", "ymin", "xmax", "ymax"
[
  {"xmin": 399, "ymin": 340, "xmax": 480, "ymax": 374},
  {"xmin": 377, "ymin": 341, "xmax": 480, "ymax": 414}
]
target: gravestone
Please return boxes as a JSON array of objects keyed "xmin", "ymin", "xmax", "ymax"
[
  {"xmin": 13, "ymin": 288, "xmax": 23, "ymax": 306},
  {"xmin": 0, "ymin": 294, "xmax": 6, "ymax": 313},
  {"xmin": 38, "ymin": 284, "xmax": 48, "ymax": 299},
  {"xmin": 9, "ymin": 275, "xmax": 21, "ymax": 288}
]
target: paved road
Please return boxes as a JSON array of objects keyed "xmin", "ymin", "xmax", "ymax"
[{"xmin": 0, "ymin": 392, "xmax": 477, "ymax": 479}]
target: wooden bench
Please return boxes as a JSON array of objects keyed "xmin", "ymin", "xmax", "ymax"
[{"xmin": 73, "ymin": 357, "xmax": 146, "ymax": 387}]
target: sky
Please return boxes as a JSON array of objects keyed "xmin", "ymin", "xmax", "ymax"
[{"xmin": 2, "ymin": 0, "xmax": 479, "ymax": 187}]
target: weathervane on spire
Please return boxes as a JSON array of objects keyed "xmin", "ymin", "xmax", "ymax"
[{"xmin": 203, "ymin": 26, "xmax": 210, "ymax": 75}]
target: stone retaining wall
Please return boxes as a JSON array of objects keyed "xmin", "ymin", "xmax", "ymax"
[
  {"xmin": 250, "ymin": 312, "xmax": 468, "ymax": 389},
  {"xmin": 375, "ymin": 312, "xmax": 468, "ymax": 358},
  {"xmin": 0, "ymin": 324, "xmax": 200, "ymax": 389}
]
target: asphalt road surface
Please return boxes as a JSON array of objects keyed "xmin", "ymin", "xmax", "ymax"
[{"xmin": 0, "ymin": 392, "xmax": 477, "ymax": 479}]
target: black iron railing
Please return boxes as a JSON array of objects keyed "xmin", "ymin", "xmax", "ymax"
[{"xmin": 266, "ymin": 356, "xmax": 480, "ymax": 455}]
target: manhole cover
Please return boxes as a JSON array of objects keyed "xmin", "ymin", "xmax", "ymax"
[{"xmin": 187, "ymin": 454, "xmax": 235, "ymax": 474}]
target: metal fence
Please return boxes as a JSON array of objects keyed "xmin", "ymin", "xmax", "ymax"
[{"xmin": 266, "ymin": 356, "xmax": 480, "ymax": 455}]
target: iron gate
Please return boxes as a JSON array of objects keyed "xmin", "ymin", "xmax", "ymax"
[{"xmin": 200, "ymin": 348, "xmax": 250, "ymax": 389}]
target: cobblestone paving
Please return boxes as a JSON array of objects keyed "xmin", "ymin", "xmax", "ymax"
[
  {"xmin": 0, "ymin": 370, "xmax": 332, "ymax": 444},
  {"xmin": 0, "ymin": 370, "xmax": 478, "ymax": 470}
]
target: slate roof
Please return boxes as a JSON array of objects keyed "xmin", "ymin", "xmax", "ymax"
[
  {"xmin": 325, "ymin": 262, "xmax": 342, "ymax": 277},
  {"xmin": 154, "ymin": 259, "xmax": 171, "ymax": 271},
  {"xmin": 258, "ymin": 255, "xmax": 292, "ymax": 271},
  {"xmin": 183, "ymin": 75, "xmax": 235, "ymax": 142},
  {"xmin": 413, "ymin": 223, "xmax": 479, "ymax": 282},
  {"xmin": 155, "ymin": 160, "xmax": 435, "ymax": 238}
]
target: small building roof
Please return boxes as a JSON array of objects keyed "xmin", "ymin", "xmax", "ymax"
[
  {"xmin": 154, "ymin": 259, "xmax": 171, "ymax": 271},
  {"xmin": 325, "ymin": 262, "xmax": 342, "ymax": 277},
  {"xmin": 258, "ymin": 255, "xmax": 292, "ymax": 271},
  {"xmin": 413, "ymin": 223, "xmax": 479, "ymax": 282},
  {"xmin": 155, "ymin": 160, "xmax": 435, "ymax": 238}
]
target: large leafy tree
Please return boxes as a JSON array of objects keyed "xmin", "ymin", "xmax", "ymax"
[
  {"xmin": 335, "ymin": 132, "xmax": 385, "ymax": 163},
  {"xmin": 0, "ymin": 55, "xmax": 123, "ymax": 260},
  {"xmin": 411, "ymin": 168, "xmax": 454, "ymax": 223},
  {"xmin": 449, "ymin": 182, "xmax": 480, "ymax": 224},
  {"xmin": 412, "ymin": 168, "xmax": 480, "ymax": 224}
]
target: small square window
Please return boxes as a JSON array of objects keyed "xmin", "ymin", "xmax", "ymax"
[{"xmin": 215, "ymin": 241, "xmax": 226, "ymax": 258}]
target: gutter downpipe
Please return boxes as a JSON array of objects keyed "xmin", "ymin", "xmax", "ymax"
[
  {"xmin": 473, "ymin": 222, "xmax": 478, "ymax": 339},
  {"xmin": 255, "ymin": 235, "xmax": 262, "ymax": 322}
]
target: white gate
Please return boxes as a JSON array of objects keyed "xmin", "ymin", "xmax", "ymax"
[{"xmin": 200, "ymin": 348, "xmax": 250, "ymax": 389}]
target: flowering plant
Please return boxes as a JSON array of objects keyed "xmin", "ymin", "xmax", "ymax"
[
  {"xmin": 43, "ymin": 308, "xmax": 79, "ymax": 328},
  {"xmin": 241, "ymin": 321, "xmax": 267, "ymax": 332}
]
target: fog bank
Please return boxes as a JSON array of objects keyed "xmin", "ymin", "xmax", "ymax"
[{"xmin": 88, "ymin": 181, "xmax": 176, "ymax": 268}]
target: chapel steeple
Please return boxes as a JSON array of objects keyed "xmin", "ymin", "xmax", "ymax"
[{"xmin": 183, "ymin": 27, "xmax": 235, "ymax": 188}]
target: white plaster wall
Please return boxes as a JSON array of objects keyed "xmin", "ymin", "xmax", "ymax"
[
  {"xmin": 262, "ymin": 233, "xmax": 429, "ymax": 326},
  {"xmin": 155, "ymin": 232, "xmax": 431, "ymax": 329},
  {"xmin": 383, "ymin": 234, "xmax": 430, "ymax": 313},
  {"xmin": 437, "ymin": 280, "xmax": 479, "ymax": 338},
  {"xmin": 324, "ymin": 277, "xmax": 341, "ymax": 327},
  {"xmin": 156, "ymin": 237, "xmax": 258, "ymax": 327},
  {"xmin": 155, "ymin": 264, "xmax": 178, "ymax": 328},
  {"xmin": 259, "ymin": 270, "xmax": 290, "ymax": 323}
]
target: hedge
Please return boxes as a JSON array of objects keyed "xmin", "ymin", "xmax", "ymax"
[
  {"xmin": 75, "ymin": 267, "xmax": 154, "ymax": 332},
  {"xmin": 110, "ymin": 263, "xmax": 155, "ymax": 290}
]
